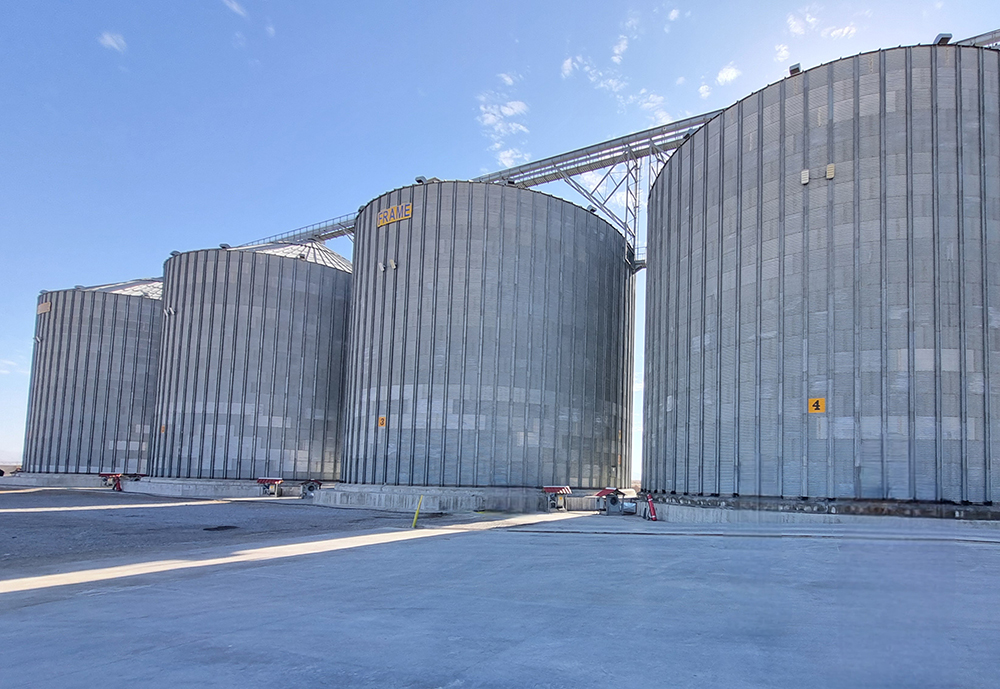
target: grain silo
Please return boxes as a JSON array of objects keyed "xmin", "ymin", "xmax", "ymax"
[
  {"xmin": 152, "ymin": 241, "xmax": 352, "ymax": 480},
  {"xmin": 22, "ymin": 279, "xmax": 163, "ymax": 474},
  {"xmin": 342, "ymin": 180, "xmax": 633, "ymax": 490},
  {"xmin": 644, "ymin": 43, "xmax": 1000, "ymax": 505}
]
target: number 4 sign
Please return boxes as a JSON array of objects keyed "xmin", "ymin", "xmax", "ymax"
[{"xmin": 808, "ymin": 398, "xmax": 826, "ymax": 413}]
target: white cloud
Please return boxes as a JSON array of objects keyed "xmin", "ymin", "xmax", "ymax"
[
  {"xmin": 638, "ymin": 92, "xmax": 664, "ymax": 110},
  {"xmin": 675, "ymin": 76, "xmax": 686, "ymax": 85},
  {"xmin": 581, "ymin": 60, "xmax": 627, "ymax": 93},
  {"xmin": 600, "ymin": 76, "xmax": 626, "ymax": 92},
  {"xmin": 478, "ymin": 102, "xmax": 530, "ymax": 135},
  {"xmin": 595, "ymin": 86, "xmax": 674, "ymax": 122},
  {"xmin": 651, "ymin": 109, "xmax": 673, "ymax": 125},
  {"xmin": 498, "ymin": 73, "xmax": 515, "ymax": 86},
  {"xmin": 664, "ymin": 8, "xmax": 680, "ymax": 33},
  {"xmin": 496, "ymin": 148, "xmax": 529, "ymax": 168},
  {"xmin": 266, "ymin": 25, "xmax": 276, "ymax": 37},
  {"xmin": 232, "ymin": 31, "xmax": 247, "ymax": 48},
  {"xmin": 787, "ymin": 6, "xmax": 861, "ymax": 40},
  {"xmin": 774, "ymin": 44, "xmax": 790, "ymax": 62},
  {"xmin": 221, "ymin": 0, "xmax": 247, "ymax": 18},
  {"xmin": 716, "ymin": 63, "xmax": 741, "ymax": 85},
  {"xmin": 822, "ymin": 23, "xmax": 857, "ymax": 39},
  {"xmin": 562, "ymin": 37, "xmax": 636, "ymax": 98},
  {"xmin": 560, "ymin": 41, "xmax": 639, "ymax": 110},
  {"xmin": 611, "ymin": 35, "xmax": 628, "ymax": 64},
  {"xmin": 788, "ymin": 9, "xmax": 821, "ymax": 35},
  {"xmin": 624, "ymin": 14, "xmax": 640, "ymax": 33},
  {"xmin": 790, "ymin": 10, "xmax": 846, "ymax": 39},
  {"xmin": 699, "ymin": 84, "xmax": 712, "ymax": 99},
  {"xmin": 477, "ymin": 89, "xmax": 530, "ymax": 168},
  {"xmin": 500, "ymin": 100, "xmax": 528, "ymax": 117},
  {"xmin": 98, "ymin": 32, "xmax": 126, "ymax": 53},
  {"xmin": 0, "ymin": 358, "xmax": 29, "ymax": 376}
]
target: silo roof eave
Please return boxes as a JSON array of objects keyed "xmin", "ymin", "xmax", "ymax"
[
  {"xmin": 358, "ymin": 178, "xmax": 613, "ymax": 224},
  {"xmin": 222, "ymin": 241, "xmax": 353, "ymax": 273},
  {"xmin": 70, "ymin": 278, "xmax": 164, "ymax": 300}
]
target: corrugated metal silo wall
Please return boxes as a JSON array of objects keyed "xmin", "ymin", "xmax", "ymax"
[
  {"xmin": 152, "ymin": 249, "xmax": 352, "ymax": 480},
  {"xmin": 644, "ymin": 44, "xmax": 1000, "ymax": 503},
  {"xmin": 22, "ymin": 290, "xmax": 161, "ymax": 473},
  {"xmin": 342, "ymin": 181, "xmax": 633, "ymax": 488}
]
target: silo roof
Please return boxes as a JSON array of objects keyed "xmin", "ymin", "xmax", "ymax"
[
  {"xmin": 80, "ymin": 278, "xmax": 164, "ymax": 300},
  {"xmin": 235, "ymin": 241, "xmax": 352, "ymax": 273}
]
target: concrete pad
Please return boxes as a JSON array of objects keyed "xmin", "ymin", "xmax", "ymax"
[
  {"xmin": 649, "ymin": 500, "xmax": 1000, "ymax": 527},
  {"xmin": 1, "ymin": 489, "xmax": 998, "ymax": 688},
  {"xmin": 120, "ymin": 479, "xmax": 550, "ymax": 513},
  {"xmin": 314, "ymin": 483, "xmax": 547, "ymax": 513},
  {"xmin": 120, "ymin": 477, "xmax": 269, "ymax": 499},
  {"xmin": 0, "ymin": 473, "xmax": 107, "ymax": 488},
  {"xmin": 650, "ymin": 494, "xmax": 1000, "ymax": 521}
]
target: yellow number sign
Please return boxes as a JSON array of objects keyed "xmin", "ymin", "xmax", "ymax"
[
  {"xmin": 377, "ymin": 415, "xmax": 387, "ymax": 428},
  {"xmin": 808, "ymin": 398, "xmax": 826, "ymax": 413}
]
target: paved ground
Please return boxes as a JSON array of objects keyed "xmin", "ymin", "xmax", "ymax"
[
  {"xmin": 1, "ymin": 488, "xmax": 999, "ymax": 688},
  {"xmin": 0, "ymin": 488, "xmax": 457, "ymax": 580}
]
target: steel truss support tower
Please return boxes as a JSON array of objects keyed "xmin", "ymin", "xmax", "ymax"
[{"xmin": 244, "ymin": 111, "xmax": 722, "ymax": 261}]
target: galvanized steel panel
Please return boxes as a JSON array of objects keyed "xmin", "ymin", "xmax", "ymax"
[
  {"xmin": 343, "ymin": 181, "xmax": 633, "ymax": 489},
  {"xmin": 644, "ymin": 44, "xmax": 1000, "ymax": 504},
  {"xmin": 152, "ymin": 245, "xmax": 351, "ymax": 480},
  {"xmin": 23, "ymin": 283, "xmax": 162, "ymax": 474}
]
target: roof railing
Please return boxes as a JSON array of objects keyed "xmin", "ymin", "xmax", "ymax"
[
  {"xmin": 240, "ymin": 211, "xmax": 358, "ymax": 246},
  {"xmin": 954, "ymin": 28, "xmax": 1000, "ymax": 47}
]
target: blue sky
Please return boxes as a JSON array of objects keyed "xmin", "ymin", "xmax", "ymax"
[{"xmin": 0, "ymin": 0, "xmax": 993, "ymax": 471}]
